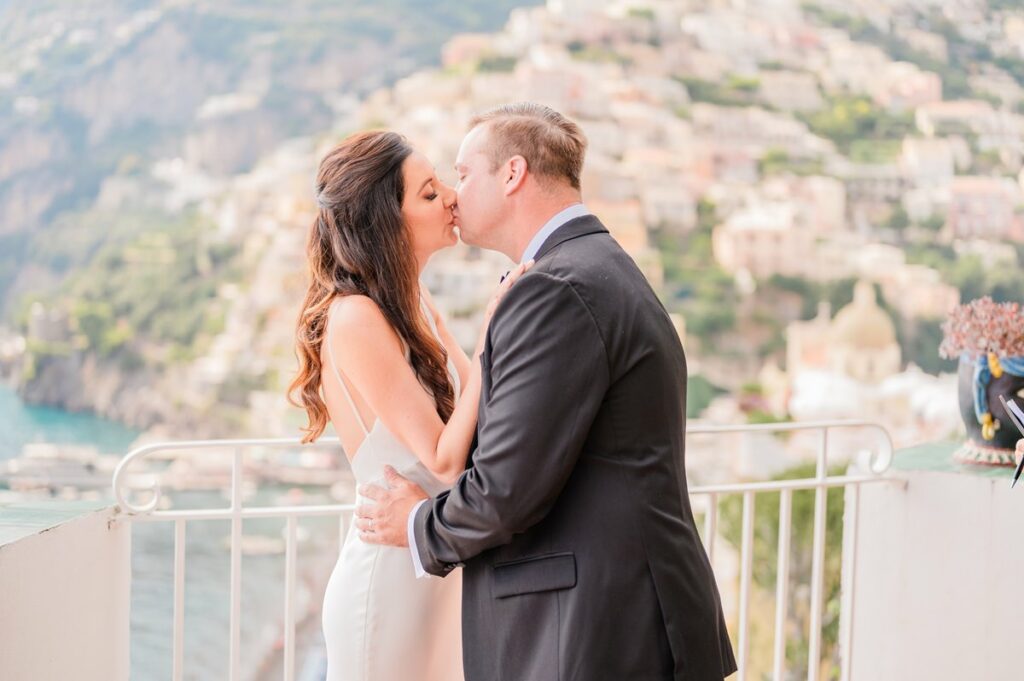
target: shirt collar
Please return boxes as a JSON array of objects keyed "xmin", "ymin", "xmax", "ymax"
[{"xmin": 519, "ymin": 203, "xmax": 589, "ymax": 264}]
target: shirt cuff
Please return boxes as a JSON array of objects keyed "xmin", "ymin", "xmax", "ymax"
[{"xmin": 408, "ymin": 499, "xmax": 428, "ymax": 578}]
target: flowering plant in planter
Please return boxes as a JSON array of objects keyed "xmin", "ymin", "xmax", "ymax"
[{"xmin": 940, "ymin": 297, "xmax": 1024, "ymax": 464}]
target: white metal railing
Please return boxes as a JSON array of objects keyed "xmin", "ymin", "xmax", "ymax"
[
  {"xmin": 687, "ymin": 420, "xmax": 895, "ymax": 681},
  {"xmin": 112, "ymin": 436, "xmax": 350, "ymax": 681},
  {"xmin": 111, "ymin": 420, "xmax": 896, "ymax": 681}
]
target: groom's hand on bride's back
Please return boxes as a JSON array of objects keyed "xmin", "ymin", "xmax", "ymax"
[{"xmin": 354, "ymin": 465, "xmax": 429, "ymax": 547}]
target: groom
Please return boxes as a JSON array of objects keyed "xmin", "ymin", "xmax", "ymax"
[{"xmin": 355, "ymin": 102, "xmax": 737, "ymax": 680}]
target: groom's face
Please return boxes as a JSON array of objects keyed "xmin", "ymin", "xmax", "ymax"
[{"xmin": 453, "ymin": 125, "xmax": 506, "ymax": 248}]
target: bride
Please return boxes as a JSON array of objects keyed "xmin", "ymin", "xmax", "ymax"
[{"xmin": 287, "ymin": 130, "xmax": 530, "ymax": 681}]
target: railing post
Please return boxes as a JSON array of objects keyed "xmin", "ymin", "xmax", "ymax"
[
  {"xmin": 772, "ymin": 488, "xmax": 792, "ymax": 681},
  {"xmin": 807, "ymin": 428, "xmax": 829, "ymax": 681},
  {"xmin": 229, "ymin": 447, "xmax": 242, "ymax": 681},
  {"xmin": 839, "ymin": 483, "xmax": 860, "ymax": 681},
  {"xmin": 283, "ymin": 515, "xmax": 298, "ymax": 681},
  {"xmin": 173, "ymin": 519, "xmax": 186, "ymax": 681},
  {"xmin": 738, "ymin": 490, "xmax": 755, "ymax": 681},
  {"xmin": 704, "ymin": 492, "xmax": 718, "ymax": 564}
]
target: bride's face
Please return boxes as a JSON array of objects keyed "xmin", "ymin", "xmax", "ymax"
[{"xmin": 401, "ymin": 151, "xmax": 458, "ymax": 257}]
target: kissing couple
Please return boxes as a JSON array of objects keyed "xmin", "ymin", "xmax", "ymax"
[{"xmin": 289, "ymin": 102, "xmax": 737, "ymax": 681}]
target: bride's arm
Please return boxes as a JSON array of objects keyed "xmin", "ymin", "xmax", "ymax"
[
  {"xmin": 328, "ymin": 263, "xmax": 530, "ymax": 486},
  {"xmin": 328, "ymin": 297, "xmax": 476, "ymax": 485}
]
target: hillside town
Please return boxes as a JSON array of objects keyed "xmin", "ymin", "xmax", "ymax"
[
  {"xmin": 297, "ymin": 0, "xmax": 1019, "ymax": 454},
  {"xmin": 6, "ymin": 0, "xmax": 1024, "ymax": 478}
]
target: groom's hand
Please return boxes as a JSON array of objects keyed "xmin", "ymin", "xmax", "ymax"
[{"xmin": 354, "ymin": 465, "xmax": 429, "ymax": 547}]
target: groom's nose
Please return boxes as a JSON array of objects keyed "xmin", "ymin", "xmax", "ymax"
[{"xmin": 441, "ymin": 183, "xmax": 457, "ymax": 208}]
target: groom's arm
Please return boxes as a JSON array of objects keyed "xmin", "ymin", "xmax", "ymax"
[
  {"xmin": 412, "ymin": 271, "xmax": 610, "ymax": 576},
  {"xmin": 406, "ymin": 431, "xmax": 479, "ymax": 579}
]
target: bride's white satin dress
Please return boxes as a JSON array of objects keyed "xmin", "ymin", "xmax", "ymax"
[{"xmin": 321, "ymin": 294, "xmax": 464, "ymax": 681}]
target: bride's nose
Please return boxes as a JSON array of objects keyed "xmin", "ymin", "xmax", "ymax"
[{"xmin": 441, "ymin": 182, "xmax": 457, "ymax": 209}]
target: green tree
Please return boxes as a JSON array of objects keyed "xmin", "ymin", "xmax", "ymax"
[
  {"xmin": 897, "ymin": 317, "xmax": 954, "ymax": 374},
  {"xmin": 674, "ymin": 76, "xmax": 756, "ymax": 107},
  {"xmin": 799, "ymin": 95, "xmax": 914, "ymax": 153},
  {"xmin": 655, "ymin": 201, "xmax": 739, "ymax": 347},
  {"xmin": 477, "ymin": 55, "xmax": 517, "ymax": 72},
  {"xmin": 920, "ymin": 214, "xmax": 946, "ymax": 232},
  {"xmin": 687, "ymin": 374, "xmax": 726, "ymax": 418},
  {"xmin": 884, "ymin": 205, "xmax": 910, "ymax": 232},
  {"xmin": 759, "ymin": 148, "xmax": 824, "ymax": 176},
  {"xmin": 57, "ymin": 210, "xmax": 240, "ymax": 362}
]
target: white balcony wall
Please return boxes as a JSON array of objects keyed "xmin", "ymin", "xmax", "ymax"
[
  {"xmin": 841, "ymin": 443, "xmax": 1023, "ymax": 680},
  {"xmin": 0, "ymin": 504, "xmax": 130, "ymax": 681}
]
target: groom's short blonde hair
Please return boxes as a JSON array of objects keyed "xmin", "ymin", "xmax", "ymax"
[{"xmin": 468, "ymin": 102, "xmax": 587, "ymax": 190}]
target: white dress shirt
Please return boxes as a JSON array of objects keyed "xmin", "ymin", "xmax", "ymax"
[{"xmin": 406, "ymin": 203, "xmax": 589, "ymax": 577}]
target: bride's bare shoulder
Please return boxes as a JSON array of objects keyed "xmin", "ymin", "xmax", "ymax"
[
  {"xmin": 327, "ymin": 295, "xmax": 400, "ymax": 352},
  {"xmin": 329, "ymin": 294, "xmax": 383, "ymax": 322}
]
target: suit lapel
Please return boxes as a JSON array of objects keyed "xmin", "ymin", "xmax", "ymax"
[{"xmin": 532, "ymin": 214, "xmax": 609, "ymax": 262}]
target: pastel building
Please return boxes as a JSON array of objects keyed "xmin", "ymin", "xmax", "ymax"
[
  {"xmin": 786, "ymin": 281, "xmax": 901, "ymax": 385},
  {"xmin": 947, "ymin": 176, "xmax": 1023, "ymax": 240}
]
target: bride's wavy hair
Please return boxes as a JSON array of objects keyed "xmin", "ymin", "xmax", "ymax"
[{"xmin": 287, "ymin": 131, "xmax": 455, "ymax": 444}]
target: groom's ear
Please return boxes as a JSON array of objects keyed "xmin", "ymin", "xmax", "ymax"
[{"xmin": 503, "ymin": 155, "xmax": 528, "ymax": 196}]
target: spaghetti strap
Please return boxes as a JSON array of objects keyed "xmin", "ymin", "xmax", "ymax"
[
  {"xmin": 326, "ymin": 300, "xmax": 371, "ymax": 436},
  {"xmin": 419, "ymin": 291, "xmax": 439, "ymax": 337}
]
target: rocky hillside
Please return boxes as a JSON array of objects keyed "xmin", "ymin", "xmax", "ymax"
[{"xmin": 0, "ymin": 0, "xmax": 537, "ymax": 317}]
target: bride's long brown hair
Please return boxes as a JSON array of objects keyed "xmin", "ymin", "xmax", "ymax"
[{"xmin": 287, "ymin": 131, "xmax": 455, "ymax": 444}]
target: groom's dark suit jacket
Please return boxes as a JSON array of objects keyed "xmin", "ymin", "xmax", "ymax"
[{"xmin": 413, "ymin": 214, "xmax": 737, "ymax": 681}]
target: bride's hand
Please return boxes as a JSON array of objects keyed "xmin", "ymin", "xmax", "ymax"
[
  {"xmin": 1017, "ymin": 439, "xmax": 1024, "ymax": 465},
  {"xmin": 474, "ymin": 260, "xmax": 534, "ymax": 357},
  {"xmin": 485, "ymin": 260, "xmax": 534, "ymax": 321}
]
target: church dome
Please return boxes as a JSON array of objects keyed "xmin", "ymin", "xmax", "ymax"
[{"xmin": 830, "ymin": 281, "xmax": 897, "ymax": 349}]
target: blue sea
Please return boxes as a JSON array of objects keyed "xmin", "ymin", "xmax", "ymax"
[{"xmin": 0, "ymin": 384, "xmax": 141, "ymax": 460}]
